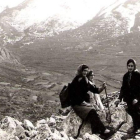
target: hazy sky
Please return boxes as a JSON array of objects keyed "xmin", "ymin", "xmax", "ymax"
[
  {"xmin": 0, "ymin": 0, "xmax": 116, "ymax": 13},
  {"xmin": 0, "ymin": 0, "xmax": 25, "ymax": 8},
  {"xmin": 0, "ymin": 0, "xmax": 115, "ymax": 7},
  {"xmin": 0, "ymin": 0, "xmax": 118, "ymax": 27}
]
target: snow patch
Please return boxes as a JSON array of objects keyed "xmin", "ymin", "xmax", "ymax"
[
  {"xmin": 99, "ymin": 0, "xmax": 140, "ymax": 33},
  {"xmin": 99, "ymin": 0, "xmax": 127, "ymax": 17},
  {"xmin": 115, "ymin": 3, "xmax": 140, "ymax": 33}
]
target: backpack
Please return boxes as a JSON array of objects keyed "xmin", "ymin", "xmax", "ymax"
[{"xmin": 59, "ymin": 83, "xmax": 71, "ymax": 108}]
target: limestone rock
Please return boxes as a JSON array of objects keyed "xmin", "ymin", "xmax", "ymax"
[
  {"xmin": 0, "ymin": 116, "xmax": 22, "ymax": 133},
  {"xmin": 83, "ymin": 133, "xmax": 102, "ymax": 140},
  {"xmin": 14, "ymin": 124, "xmax": 26, "ymax": 139},
  {"xmin": 47, "ymin": 116, "xmax": 56, "ymax": 127},
  {"xmin": 23, "ymin": 119, "xmax": 35, "ymax": 131},
  {"xmin": 61, "ymin": 110, "xmax": 91, "ymax": 138},
  {"xmin": 0, "ymin": 128, "xmax": 9, "ymax": 140},
  {"xmin": 0, "ymin": 91, "xmax": 139, "ymax": 140}
]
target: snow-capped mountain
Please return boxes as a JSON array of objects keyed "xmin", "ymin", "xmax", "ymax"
[
  {"xmin": 54, "ymin": 0, "xmax": 140, "ymax": 44},
  {"xmin": 0, "ymin": 0, "xmax": 112, "ymax": 47},
  {"xmin": 98, "ymin": 0, "xmax": 140, "ymax": 33},
  {"xmin": 1, "ymin": 0, "xmax": 140, "ymax": 46},
  {"xmin": 0, "ymin": 0, "xmax": 140, "ymax": 90},
  {"xmin": 0, "ymin": 0, "xmax": 110, "ymax": 64},
  {"xmin": 1, "ymin": 0, "xmax": 140, "ymax": 66}
]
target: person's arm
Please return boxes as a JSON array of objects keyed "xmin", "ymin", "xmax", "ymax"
[
  {"xmin": 94, "ymin": 94, "xmax": 104, "ymax": 110},
  {"xmin": 81, "ymin": 101, "xmax": 92, "ymax": 107},
  {"xmin": 118, "ymin": 75, "xmax": 126, "ymax": 101},
  {"xmin": 132, "ymin": 71, "xmax": 140, "ymax": 105},
  {"xmin": 98, "ymin": 82, "xmax": 106, "ymax": 93},
  {"xmin": 88, "ymin": 82, "xmax": 106, "ymax": 94}
]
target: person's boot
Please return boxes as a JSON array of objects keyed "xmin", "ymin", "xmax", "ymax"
[
  {"xmin": 99, "ymin": 129, "xmax": 115, "ymax": 139},
  {"xmin": 127, "ymin": 126, "xmax": 138, "ymax": 134},
  {"xmin": 121, "ymin": 132, "xmax": 136, "ymax": 140}
]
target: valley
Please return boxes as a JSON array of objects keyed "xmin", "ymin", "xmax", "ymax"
[{"xmin": 0, "ymin": 0, "xmax": 140, "ymax": 127}]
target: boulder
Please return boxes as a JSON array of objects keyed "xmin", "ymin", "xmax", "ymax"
[
  {"xmin": 35, "ymin": 119, "xmax": 52, "ymax": 139},
  {"xmin": 23, "ymin": 119, "xmax": 35, "ymax": 131},
  {"xmin": 1, "ymin": 92, "xmax": 140, "ymax": 140},
  {"xmin": 0, "ymin": 128, "xmax": 9, "ymax": 140},
  {"xmin": 47, "ymin": 116, "xmax": 56, "ymax": 127},
  {"xmin": 83, "ymin": 133, "xmax": 102, "ymax": 140},
  {"xmin": 0, "ymin": 116, "xmax": 22, "ymax": 133},
  {"xmin": 61, "ymin": 110, "xmax": 91, "ymax": 138},
  {"xmin": 14, "ymin": 124, "xmax": 26, "ymax": 139}
]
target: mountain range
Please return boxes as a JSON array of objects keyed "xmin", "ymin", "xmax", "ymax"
[
  {"xmin": 0, "ymin": 0, "xmax": 140, "ymax": 90},
  {"xmin": 1, "ymin": 0, "xmax": 140, "ymax": 131}
]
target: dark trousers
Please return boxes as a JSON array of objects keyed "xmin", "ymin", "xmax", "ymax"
[
  {"xmin": 127, "ymin": 102, "xmax": 140, "ymax": 130},
  {"xmin": 87, "ymin": 109, "xmax": 106, "ymax": 134}
]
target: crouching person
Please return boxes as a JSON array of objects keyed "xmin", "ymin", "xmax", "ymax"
[{"xmin": 70, "ymin": 64, "xmax": 114, "ymax": 139}]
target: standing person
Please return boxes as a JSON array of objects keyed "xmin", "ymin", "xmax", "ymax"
[
  {"xmin": 70, "ymin": 64, "xmax": 114, "ymax": 139},
  {"xmin": 118, "ymin": 59, "xmax": 140, "ymax": 134}
]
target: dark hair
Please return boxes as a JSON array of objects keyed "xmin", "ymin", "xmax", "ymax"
[
  {"xmin": 76, "ymin": 64, "xmax": 89, "ymax": 75},
  {"xmin": 87, "ymin": 70, "xmax": 94, "ymax": 77},
  {"xmin": 127, "ymin": 59, "xmax": 136, "ymax": 70},
  {"xmin": 81, "ymin": 64, "xmax": 89, "ymax": 71}
]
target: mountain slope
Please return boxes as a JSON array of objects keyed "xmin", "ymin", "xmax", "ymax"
[
  {"xmin": 5, "ymin": 0, "xmax": 140, "ymax": 93},
  {"xmin": 48, "ymin": 0, "xmax": 140, "ymax": 43},
  {"xmin": 1, "ymin": 0, "xmax": 140, "ymax": 47},
  {"xmin": 0, "ymin": 0, "xmax": 140, "ymax": 92},
  {"xmin": 0, "ymin": 0, "xmax": 107, "ymax": 47}
]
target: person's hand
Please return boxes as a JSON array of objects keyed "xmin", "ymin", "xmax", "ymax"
[
  {"xmin": 132, "ymin": 99, "xmax": 138, "ymax": 105},
  {"xmin": 102, "ymin": 82, "xmax": 107, "ymax": 89},
  {"xmin": 85, "ymin": 103, "xmax": 93, "ymax": 107},
  {"xmin": 81, "ymin": 102, "xmax": 92, "ymax": 107}
]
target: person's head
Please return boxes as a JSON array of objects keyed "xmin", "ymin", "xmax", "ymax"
[
  {"xmin": 127, "ymin": 59, "xmax": 136, "ymax": 73},
  {"xmin": 87, "ymin": 70, "xmax": 95, "ymax": 81},
  {"xmin": 77, "ymin": 64, "xmax": 89, "ymax": 76}
]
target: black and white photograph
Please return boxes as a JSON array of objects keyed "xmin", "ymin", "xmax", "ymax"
[{"xmin": 0, "ymin": 0, "xmax": 140, "ymax": 139}]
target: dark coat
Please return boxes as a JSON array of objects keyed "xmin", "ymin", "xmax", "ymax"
[
  {"xmin": 119, "ymin": 71, "xmax": 140, "ymax": 129},
  {"xmin": 70, "ymin": 75, "xmax": 99, "ymax": 106},
  {"xmin": 119, "ymin": 71, "xmax": 140, "ymax": 104},
  {"xmin": 70, "ymin": 75, "xmax": 99, "ymax": 119}
]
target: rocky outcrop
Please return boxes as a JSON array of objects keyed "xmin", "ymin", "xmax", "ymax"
[
  {"xmin": 0, "ymin": 47, "xmax": 19, "ymax": 64},
  {"xmin": 0, "ymin": 91, "xmax": 140, "ymax": 140},
  {"xmin": 0, "ymin": 115, "xmax": 101, "ymax": 140},
  {"xmin": 0, "ymin": 105, "xmax": 138, "ymax": 140}
]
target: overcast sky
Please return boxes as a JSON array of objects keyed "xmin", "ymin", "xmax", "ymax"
[
  {"xmin": 0, "ymin": 0, "xmax": 117, "ymax": 13},
  {"xmin": 0, "ymin": 0, "xmax": 116, "ymax": 8},
  {"xmin": 0, "ymin": 0, "xmax": 119, "ymax": 25}
]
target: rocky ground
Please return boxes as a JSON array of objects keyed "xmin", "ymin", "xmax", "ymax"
[
  {"xmin": 0, "ymin": 63, "xmax": 140, "ymax": 140},
  {"xmin": 0, "ymin": 91, "xmax": 140, "ymax": 140},
  {"xmin": 0, "ymin": 63, "xmax": 64, "ymax": 123}
]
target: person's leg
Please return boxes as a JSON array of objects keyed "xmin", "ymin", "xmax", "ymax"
[
  {"xmin": 133, "ymin": 103, "xmax": 140, "ymax": 130},
  {"xmin": 132, "ymin": 108, "xmax": 140, "ymax": 131},
  {"xmin": 94, "ymin": 94, "xmax": 104, "ymax": 110},
  {"xmin": 87, "ymin": 109, "xmax": 106, "ymax": 134},
  {"xmin": 127, "ymin": 105, "xmax": 139, "ymax": 133}
]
